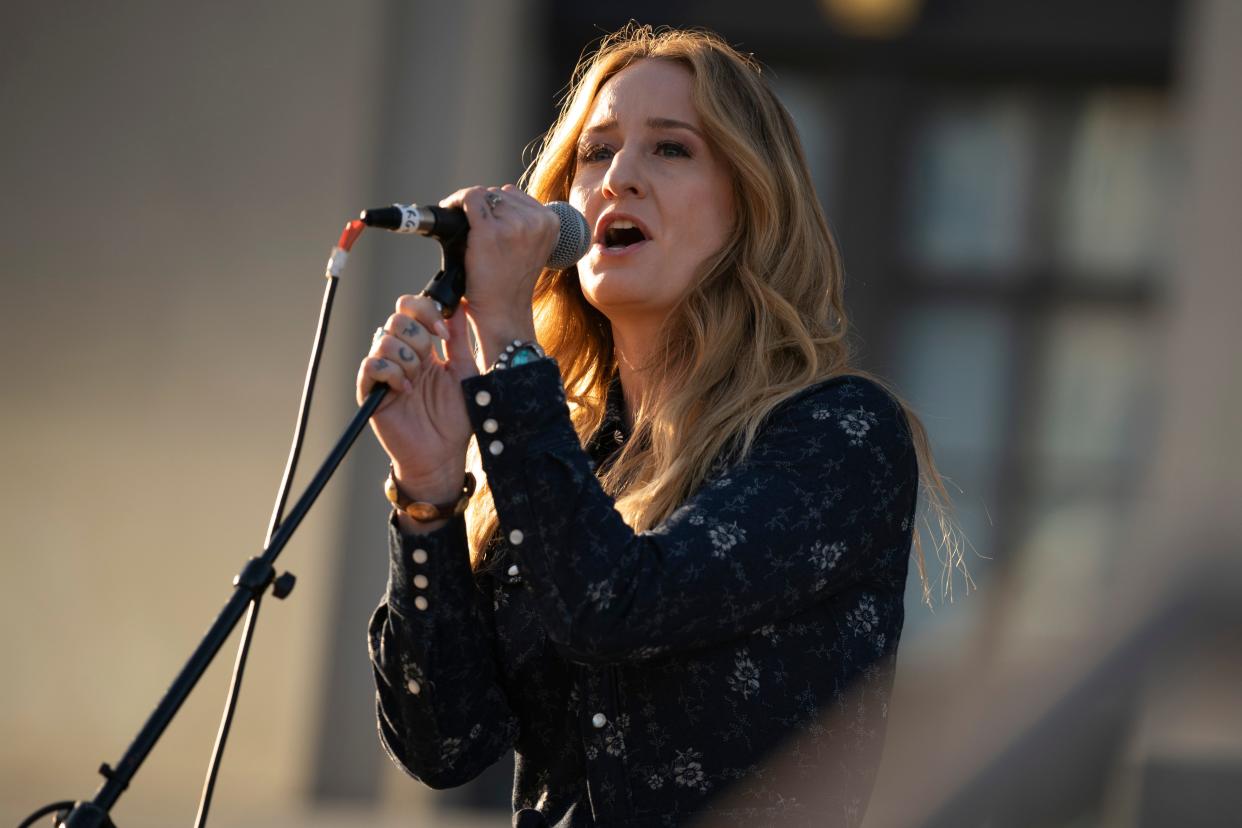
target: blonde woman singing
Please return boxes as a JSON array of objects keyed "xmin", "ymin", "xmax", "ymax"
[{"xmin": 360, "ymin": 24, "xmax": 957, "ymax": 828}]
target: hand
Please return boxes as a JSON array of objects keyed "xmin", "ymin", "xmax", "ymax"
[
  {"xmin": 438, "ymin": 184, "xmax": 556, "ymax": 367},
  {"xmin": 357, "ymin": 293, "xmax": 479, "ymax": 504}
]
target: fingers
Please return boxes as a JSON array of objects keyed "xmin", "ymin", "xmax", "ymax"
[
  {"xmin": 441, "ymin": 184, "xmax": 542, "ymax": 221},
  {"xmin": 356, "ymin": 355, "xmax": 408, "ymax": 406},
  {"xmin": 372, "ymin": 331, "xmax": 421, "ymax": 376},
  {"xmin": 357, "ymin": 289, "xmax": 472, "ymax": 407},
  {"xmin": 382, "ymin": 310, "xmax": 436, "ymax": 361},
  {"xmin": 437, "ymin": 186, "xmax": 479, "ymax": 211},
  {"xmin": 437, "ymin": 186, "xmax": 469, "ymax": 207},
  {"xmin": 499, "ymin": 182, "xmax": 542, "ymax": 207},
  {"xmin": 446, "ymin": 299, "xmax": 480, "ymax": 378},
  {"xmin": 394, "ymin": 293, "xmax": 452, "ymax": 341},
  {"xmin": 458, "ymin": 186, "xmax": 497, "ymax": 225},
  {"xmin": 447, "ymin": 184, "xmax": 557, "ymax": 248}
]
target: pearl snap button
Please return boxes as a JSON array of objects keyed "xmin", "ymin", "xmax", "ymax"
[
  {"xmin": 489, "ymin": 440, "xmax": 504, "ymax": 456},
  {"xmin": 474, "ymin": 390, "xmax": 491, "ymax": 406},
  {"xmin": 591, "ymin": 713, "xmax": 607, "ymax": 729},
  {"xmin": 407, "ymin": 679, "xmax": 421, "ymax": 695},
  {"xmin": 413, "ymin": 574, "xmax": 428, "ymax": 589},
  {"xmin": 507, "ymin": 564, "xmax": 520, "ymax": 577},
  {"xmin": 412, "ymin": 548, "xmax": 428, "ymax": 564},
  {"xmin": 483, "ymin": 418, "xmax": 498, "ymax": 433},
  {"xmin": 509, "ymin": 529, "xmax": 524, "ymax": 545},
  {"xmin": 414, "ymin": 595, "xmax": 428, "ymax": 611}
]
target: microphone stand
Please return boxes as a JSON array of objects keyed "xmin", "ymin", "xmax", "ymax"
[
  {"xmin": 18, "ymin": 218, "xmax": 468, "ymax": 828},
  {"xmin": 16, "ymin": 217, "xmax": 442, "ymax": 824},
  {"xmin": 41, "ymin": 380, "xmax": 388, "ymax": 828}
]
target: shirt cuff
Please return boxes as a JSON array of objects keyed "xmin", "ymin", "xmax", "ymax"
[
  {"xmin": 458, "ymin": 358, "xmax": 586, "ymax": 631},
  {"xmin": 386, "ymin": 510, "xmax": 476, "ymax": 620},
  {"xmin": 460, "ymin": 358, "xmax": 578, "ymax": 466}
]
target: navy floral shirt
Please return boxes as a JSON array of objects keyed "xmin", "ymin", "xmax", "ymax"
[{"xmin": 368, "ymin": 359, "xmax": 917, "ymax": 827}]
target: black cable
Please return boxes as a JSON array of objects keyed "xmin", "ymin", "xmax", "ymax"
[
  {"xmin": 191, "ymin": 595, "xmax": 263, "ymax": 828},
  {"xmin": 266, "ymin": 277, "xmax": 340, "ymax": 542},
  {"xmin": 20, "ymin": 223, "xmax": 372, "ymax": 828},
  {"xmin": 193, "ymin": 275, "xmax": 340, "ymax": 828}
]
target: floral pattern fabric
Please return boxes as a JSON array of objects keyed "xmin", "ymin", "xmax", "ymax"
[{"xmin": 368, "ymin": 359, "xmax": 917, "ymax": 827}]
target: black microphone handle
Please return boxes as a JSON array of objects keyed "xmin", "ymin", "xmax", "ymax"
[{"xmin": 359, "ymin": 204, "xmax": 467, "ymax": 239}]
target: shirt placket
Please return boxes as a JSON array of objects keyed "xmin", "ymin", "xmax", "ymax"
[{"xmin": 577, "ymin": 664, "xmax": 634, "ymax": 826}]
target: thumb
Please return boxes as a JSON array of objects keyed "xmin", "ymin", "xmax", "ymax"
[{"xmin": 445, "ymin": 301, "xmax": 479, "ymax": 379}]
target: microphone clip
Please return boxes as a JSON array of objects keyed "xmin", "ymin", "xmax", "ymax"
[{"xmin": 421, "ymin": 225, "xmax": 469, "ymax": 318}]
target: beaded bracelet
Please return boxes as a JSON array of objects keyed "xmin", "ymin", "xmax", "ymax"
[{"xmin": 491, "ymin": 339, "xmax": 546, "ymax": 372}]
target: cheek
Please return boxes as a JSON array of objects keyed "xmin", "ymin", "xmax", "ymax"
[
  {"xmin": 677, "ymin": 196, "xmax": 734, "ymax": 267},
  {"xmin": 569, "ymin": 172, "xmax": 599, "ymax": 213},
  {"xmin": 569, "ymin": 184, "xmax": 588, "ymax": 213},
  {"xmin": 662, "ymin": 190, "xmax": 733, "ymax": 296},
  {"xmin": 680, "ymin": 171, "xmax": 733, "ymax": 242},
  {"xmin": 704, "ymin": 173, "xmax": 737, "ymax": 245}
]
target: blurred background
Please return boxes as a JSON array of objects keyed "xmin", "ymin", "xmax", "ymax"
[{"xmin": 2, "ymin": 1, "xmax": 1238, "ymax": 826}]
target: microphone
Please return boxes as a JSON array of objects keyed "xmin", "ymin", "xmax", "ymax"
[{"xmin": 359, "ymin": 200, "xmax": 590, "ymax": 270}]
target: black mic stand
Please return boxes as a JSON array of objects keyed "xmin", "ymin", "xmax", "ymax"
[
  {"xmin": 42, "ymin": 380, "xmax": 388, "ymax": 828},
  {"xmin": 20, "ymin": 225, "xmax": 471, "ymax": 828}
]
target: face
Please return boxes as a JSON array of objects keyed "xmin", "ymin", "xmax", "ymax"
[{"xmin": 570, "ymin": 59, "xmax": 735, "ymax": 327}]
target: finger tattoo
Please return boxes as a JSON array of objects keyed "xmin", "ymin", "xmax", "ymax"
[
  {"xmin": 403, "ymin": 321, "xmax": 421, "ymax": 337},
  {"xmin": 374, "ymin": 358, "xmax": 388, "ymax": 370},
  {"xmin": 399, "ymin": 346, "xmax": 415, "ymax": 362}
]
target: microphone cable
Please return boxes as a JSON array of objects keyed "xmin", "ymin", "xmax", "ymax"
[{"xmin": 192, "ymin": 219, "xmax": 366, "ymax": 828}]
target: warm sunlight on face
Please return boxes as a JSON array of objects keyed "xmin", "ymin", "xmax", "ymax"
[{"xmin": 570, "ymin": 59, "xmax": 736, "ymax": 328}]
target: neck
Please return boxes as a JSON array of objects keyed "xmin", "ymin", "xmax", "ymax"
[{"xmin": 610, "ymin": 314, "xmax": 665, "ymax": 431}]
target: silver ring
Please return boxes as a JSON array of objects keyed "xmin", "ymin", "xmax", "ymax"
[
  {"xmin": 373, "ymin": 326, "xmax": 386, "ymax": 342},
  {"xmin": 485, "ymin": 191, "xmax": 503, "ymax": 209}
]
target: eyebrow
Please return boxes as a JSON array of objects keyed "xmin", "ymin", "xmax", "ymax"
[{"xmin": 580, "ymin": 117, "xmax": 705, "ymax": 139}]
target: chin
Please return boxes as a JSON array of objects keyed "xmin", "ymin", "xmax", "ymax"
[{"xmin": 580, "ymin": 271, "xmax": 662, "ymax": 316}]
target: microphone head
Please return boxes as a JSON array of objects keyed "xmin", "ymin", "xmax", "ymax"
[{"xmin": 546, "ymin": 201, "xmax": 591, "ymax": 270}]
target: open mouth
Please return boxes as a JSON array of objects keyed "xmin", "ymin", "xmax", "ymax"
[{"xmin": 599, "ymin": 217, "xmax": 650, "ymax": 251}]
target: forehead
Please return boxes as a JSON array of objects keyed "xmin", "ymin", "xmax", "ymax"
[{"xmin": 583, "ymin": 59, "xmax": 699, "ymax": 128}]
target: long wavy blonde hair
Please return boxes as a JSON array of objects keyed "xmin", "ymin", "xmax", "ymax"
[{"xmin": 466, "ymin": 24, "xmax": 968, "ymax": 608}]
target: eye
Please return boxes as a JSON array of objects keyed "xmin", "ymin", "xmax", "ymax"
[
  {"xmin": 577, "ymin": 143, "xmax": 613, "ymax": 164},
  {"xmin": 655, "ymin": 141, "xmax": 691, "ymax": 158}
]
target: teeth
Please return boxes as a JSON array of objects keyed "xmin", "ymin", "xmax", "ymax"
[{"xmin": 599, "ymin": 217, "xmax": 647, "ymax": 250}]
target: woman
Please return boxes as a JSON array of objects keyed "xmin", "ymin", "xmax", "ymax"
[{"xmin": 360, "ymin": 24, "xmax": 957, "ymax": 828}]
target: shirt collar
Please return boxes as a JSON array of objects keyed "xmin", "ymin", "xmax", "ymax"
[{"xmin": 585, "ymin": 372, "xmax": 630, "ymax": 469}]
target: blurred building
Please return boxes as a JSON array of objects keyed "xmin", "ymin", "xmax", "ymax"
[{"xmin": 1, "ymin": 1, "xmax": 1238, "ymax": 827}]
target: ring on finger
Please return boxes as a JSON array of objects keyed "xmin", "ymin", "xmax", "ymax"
[
  {"xmin": 485, "ymin": 191, "xmax": 503, "ymax": 210},
  {"xmin": 372, "ymin": 326, "xmax": 386, "ymax": 343}
]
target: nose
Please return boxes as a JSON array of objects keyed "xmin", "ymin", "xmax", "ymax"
[{"xmin": 601, "ymin": 147, "xmax": 644, "ymax": 199}]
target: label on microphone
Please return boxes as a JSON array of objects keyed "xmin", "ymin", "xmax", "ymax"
[{"xmin": 397, "ymin": 204, "xmax": 425, "ymax": 234}]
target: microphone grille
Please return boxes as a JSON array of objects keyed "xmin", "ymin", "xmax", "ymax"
[{"xmin": 546, "ymin": 201, "xmax": 591, "ymax": 270}]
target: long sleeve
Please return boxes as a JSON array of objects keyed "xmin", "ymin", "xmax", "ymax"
[
  {"xmin": 460, "ymin": 359, "xmax": 918, "ymax": 666},
  {"xmin": 367, "ymin": 512, "xmax": 519, "ymax": 788}
]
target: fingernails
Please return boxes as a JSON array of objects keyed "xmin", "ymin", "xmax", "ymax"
[
  {"xmin": 434, "ymin": 320, "xmax": 450, "ymax": 341},
  {"xmin": 403, "ymin": 378, "xmax": 413, "ymax": 393}
]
